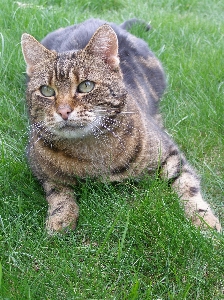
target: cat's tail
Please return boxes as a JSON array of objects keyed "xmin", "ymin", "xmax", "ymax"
[{"xmin": 120, "ymin": 18, "xmax": 151, "ymax": 31}]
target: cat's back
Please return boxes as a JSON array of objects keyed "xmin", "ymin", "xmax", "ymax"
[
  {"xmin": 41, "ymin": 18, "xmax": 149, "ymax": 56},
  {"xmin": 41, "ymin": 18, "xmax": 166, "ymax": 119}
]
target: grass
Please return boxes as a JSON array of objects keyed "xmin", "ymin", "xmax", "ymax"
[{"xmin": 0, "ymin": 0, "xmax": 224, "ymax": 299}]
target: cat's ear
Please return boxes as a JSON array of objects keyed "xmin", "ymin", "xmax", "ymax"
[
  {"xmin": 21, "ymin": 33, "xmax": 56, "ymax": 76},
  {"xmin": 85, "ymin": 24, "xmax": 119, "ymax": 69}
]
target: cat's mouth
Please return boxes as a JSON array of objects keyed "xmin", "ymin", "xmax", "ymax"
[
  {"xmin": 48, "ymin": 117, "xmax": 103, "ymax": 139},
  {"xmin": 56, "ymin": 119, "xmax": 90, "ymax": 130},
  {"xmin": 60, "ymin": 122, "xmax": 86, "ymax": 130}
]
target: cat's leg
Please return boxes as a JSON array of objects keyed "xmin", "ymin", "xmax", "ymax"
[
  {"xmin": 43, "ymin": 181, "xmax": 79, "ymax": 234},
  {"xmin": 161, "ymin": 146, "xmax": 221, "ymax": 232}
]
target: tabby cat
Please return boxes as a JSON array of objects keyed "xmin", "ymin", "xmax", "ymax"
[{"xmin": 21, "ymin": 18, "xmax": 221, "ymax": 233}]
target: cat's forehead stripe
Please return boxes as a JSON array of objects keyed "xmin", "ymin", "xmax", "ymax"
[{"xmin": 54, "ymin": 52, "xmax": 78, "ymax": 81}]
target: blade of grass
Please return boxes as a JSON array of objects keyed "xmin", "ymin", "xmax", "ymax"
[{"xmin": 117, "ymin": 210, "xmax": 130, "ymax": 261}]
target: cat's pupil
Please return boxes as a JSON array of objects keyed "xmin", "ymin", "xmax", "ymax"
[
  {"xmin": 78, "ymin": 80, "xmax": 95, "ymax": 93},
  {"xmin": 40, "ymin": 85, "xmax": 55, "ymax": 97}
]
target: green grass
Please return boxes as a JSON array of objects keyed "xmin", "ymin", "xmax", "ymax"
[{"xmin": 0, "ymin": 0, "xmax": 224, "ymax": 299}]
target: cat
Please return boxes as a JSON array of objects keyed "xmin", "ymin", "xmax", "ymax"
[{"xmin": 21, "ymin": 18, "xmax": 221, "ymax": 234}]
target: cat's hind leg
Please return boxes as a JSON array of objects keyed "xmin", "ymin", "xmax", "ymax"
[
  {"xmin": 43, "ymin": 182, "xmax": 79, "ymax": 234},
  {"xmin": 161, "ymin": 147, "xmax": 222, "ymax": 232}
]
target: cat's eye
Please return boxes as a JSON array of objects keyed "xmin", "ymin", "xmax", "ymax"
[
  {"xmin": 40, "ymin": 85, "xmax": 55, "ymax": 97},
  {"xmin": 78, "ymin": 80, "xmax": 95, "ymax": 93}
]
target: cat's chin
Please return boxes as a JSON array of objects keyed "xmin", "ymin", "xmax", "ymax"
[{"xmin": 51, "ymin": 125, "xmax": 95, "ymax": 139}]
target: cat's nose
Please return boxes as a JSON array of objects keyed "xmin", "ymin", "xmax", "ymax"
[{"xmin": 57, "ymin": 105, "xmax": 72, "ymax": 120}]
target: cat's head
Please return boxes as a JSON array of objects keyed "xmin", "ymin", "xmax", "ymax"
[{"xmin": 21, "ymin": 25, "xmax": 127, "ymax": 140}]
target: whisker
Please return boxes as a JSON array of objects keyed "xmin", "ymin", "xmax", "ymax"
[
  {"xmin": 93, "ymin": 125, "xmax": 104, "ymax": 134},
  {"xmin": 98, "ymin": 117, "xmax": 126, "ymax": 148},
  {"xmin": 95, "ymin": 109, "xmax": 107, "ymax": 112},
  {"xmin": 33, "ymin": 135, "xmax": 42, "ymax": 145},
  {"xmin": 95, "ymin": 108, "xmax": 136, "ymax": 115},
  {"xmin": 29, "ymin": 121, "xmax": 54, "ymax": 145},
  {"xmin": 119, "ymin": 111, "xmax": 135, "ymax": 114}
]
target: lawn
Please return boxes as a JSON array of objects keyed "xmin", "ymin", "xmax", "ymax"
[{"xmin": 0, "ymin": 0, "xmax": 223, "ymax": 299}]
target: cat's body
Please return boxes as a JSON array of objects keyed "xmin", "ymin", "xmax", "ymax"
[{"xmin": 21, "ymin": 18, "xmax": 221, "ymax": 233}]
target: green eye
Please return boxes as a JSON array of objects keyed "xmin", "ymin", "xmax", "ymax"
[
  {"xmin": 40, "ymin": 85, "xmax": 55, "ymax": 97},
  {"xmin": 78, "ymin": 80, "xmax": 95, "ymax": 93}
]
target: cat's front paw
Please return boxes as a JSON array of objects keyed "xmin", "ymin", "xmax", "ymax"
[{"xmin": 46, "ymin": 200, "xmax": 79, "ymax": 234}]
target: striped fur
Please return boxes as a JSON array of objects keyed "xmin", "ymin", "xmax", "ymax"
[{"xmin": 21, "ymin": 19, "xmax": 221, "ymax": 233}]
